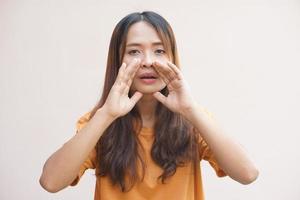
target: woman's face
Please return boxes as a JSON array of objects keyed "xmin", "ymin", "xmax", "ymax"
[{"xmin": 122, "ymin": 21, "xmax": 169, "ymax": 94}]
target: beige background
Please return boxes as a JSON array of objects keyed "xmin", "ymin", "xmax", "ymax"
[{"xmin": 1, "ymin": 0, "xmax": 299, "ymax": 199}]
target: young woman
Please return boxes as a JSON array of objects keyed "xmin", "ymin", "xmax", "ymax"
[{"xmin": 39, "ymin": 11, "xmax": 259, "ymax": 200}]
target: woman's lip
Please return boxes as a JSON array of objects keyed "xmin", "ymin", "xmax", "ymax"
[
  {"xmin": 140, "ymin": 77, "xmax": 157, "ymax": 79},
  {"xmin": 139, "ymin": 78, "xmax": 157, "ymax": 84},
  {"xmin": 138, "ymin": 72, "xmax": 158, "ymax": 79}
]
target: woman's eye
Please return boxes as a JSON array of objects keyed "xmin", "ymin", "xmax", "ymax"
[
  {"xmin": 155, "ymin": 49, "xmax": 166, "ymax": 54},
  {"xmin": 128, "ymin": 50, "xmax": 140, "ymax": 55}
]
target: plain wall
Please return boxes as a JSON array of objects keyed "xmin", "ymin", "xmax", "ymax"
[{"xmin": 1, "ymin": 0, "xmax": 299, "ymax": 199}]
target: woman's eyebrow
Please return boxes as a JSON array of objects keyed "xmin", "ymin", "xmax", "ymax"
[{"xmin": 126, "ymin": 42, "xmax": 163, "ymax": 47}]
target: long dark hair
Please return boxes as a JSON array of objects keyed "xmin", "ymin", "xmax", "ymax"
[{"xmin": 88, "ymin": 11, "xmax": 199, "ymax": 192}]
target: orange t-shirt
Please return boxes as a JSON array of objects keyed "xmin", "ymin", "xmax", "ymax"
[{"xmin": 70, "ymin": 110, "xmax": 227, "ymax": 200}]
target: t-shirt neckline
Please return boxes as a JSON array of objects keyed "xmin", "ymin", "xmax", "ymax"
[{"xmin": 140, "ymin": 127, "xmax": 154, "ymax": 135}]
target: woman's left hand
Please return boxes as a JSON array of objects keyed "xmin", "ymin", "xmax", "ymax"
[{"xmin": 152, "ymin": 60, "xmax": 197, "ymax": 117}]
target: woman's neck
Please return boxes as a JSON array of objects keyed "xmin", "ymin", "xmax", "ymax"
[{"xmin": 136, "ymin": 94, "xmax": 158, "ymax": 128}]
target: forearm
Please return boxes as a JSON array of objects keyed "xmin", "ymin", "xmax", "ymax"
[
  {"xmin": 183, "ymin": 104, "xmax": 259, "ymax": 184},
  {"xmin": 39, "ymin": 107, "xmax": 116, "ymax": 192}
]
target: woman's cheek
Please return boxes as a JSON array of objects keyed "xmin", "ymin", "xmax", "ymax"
[
  {"xmin": 156, "ymin": 55, "xmax": 170, "ymax": 63},
  {"xmin": 122, "ymin": 56, "xmax": 130, "ymax": 65},
  {"xmin": 122, "ymin": 55, "xmax": 142, "ymax": 65}
]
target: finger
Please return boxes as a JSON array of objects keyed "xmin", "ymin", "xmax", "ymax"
[
  {"xmin": 166, "ymin": 61, "xmax": 183, "ymax": 80},
  {"xmin": 122, "ymin": 83, "xmax": 131, "ymax": 95},
  {"xmin": 115, "ymin": 59, "xmax": 140, "ymax": 90},
  {"xmin": 129, "ymin": 91, "xmax": 143, "ymax": 107},
  {"xmin": 153, "ymin": 66, "xmax": 170, "ymax": 85},
  {"xmin": 123, "ymin": 58, "xmax": 141, "ymax": 82},
  {"xmin": 123, "ymin": 59, "xmax": 142, "ymax": 93},
  {"xmin": 161, "ymin": 61, "xmax": 181, "ymax": 80},
  {"xmin": 111, "ymin": 79, "xmax": 127, "ymax": 94},
  {"xmin": 115, "ymin": 62, "xmax": 127, "ymax": 86},
  {"xmin": 152, "ymin": 61, "xmax": 171, "ymax": 84},
  {"xmin": 153, "ymin": 61, "xmax": 177, "ymax": 83},
  {"xmin": 153, "ymin": 91, "xmax": 167, "ymax": 105},
  {"xmin": 119, "ymin": 62, "xmax": 127, "ymax": 74},
  {"xmin": 153, "ymin": 61, "xmax": 172, "ymax": 77}
]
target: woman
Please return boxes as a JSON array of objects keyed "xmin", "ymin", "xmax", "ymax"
[{"xmin": 39, "ymin": 11, "xmax": 259, "ymax": 200}]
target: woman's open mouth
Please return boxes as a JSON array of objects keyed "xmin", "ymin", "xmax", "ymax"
[
  {"xmin": 140, "ymin": 77, "xmax": 157, "ymax": 84},
  {"xmin": 139, "ymin": 72, "xmax": 158, "ymax": 84}
]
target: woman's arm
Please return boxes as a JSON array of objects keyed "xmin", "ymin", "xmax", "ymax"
[
  {"xmin": 39, "ymin": 107, "xmax": 116, "ymax": 193},
  {"xmin": 183, "ymin": 104, "xmax": 259, "ymax": 184},
  {"xmin": 39, "ymin": 59, "xmax": 143, "ymax": 193},
  {"xmin": 151, "ymin": 61, "xmax": 259, "ymax": 185}
]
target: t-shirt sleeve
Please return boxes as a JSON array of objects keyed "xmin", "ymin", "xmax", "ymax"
[
  {"xmin": 69, "ymin": 111, "xmax": 97, "ymax": 186},
  {"xmin": 194, "ymin": 108, "xmax": 227, "ymax": 177}
]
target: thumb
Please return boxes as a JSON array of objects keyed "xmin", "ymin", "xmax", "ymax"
[
  {"xmin": 153, "ymin": 92, "xmax": 167, "ymax": 105},
  {"xmin": 129, "ymin": 91, "xmax": 143, "ymax": 107}
]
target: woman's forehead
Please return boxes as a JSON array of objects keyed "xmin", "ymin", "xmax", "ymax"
[{"xmin": 126, "ymin": 21, "xmax": 163, "ymax": 46}]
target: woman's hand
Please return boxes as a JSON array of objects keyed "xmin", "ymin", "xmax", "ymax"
[
  {"xmin": 152, "ymin": 61, "xmax": 197, "ymax": 117},
  {"xmin": 102, "ymin": 58, "xmax": 143, "ymax": 119}
]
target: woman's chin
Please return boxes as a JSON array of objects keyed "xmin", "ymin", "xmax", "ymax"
[
  {"xmin": 136, "ymin": 85, "xmax": 165, "ymax": 95},
  {"xmin": 137, "ymin": 89, "xmax": 157, "ymax": 95}
]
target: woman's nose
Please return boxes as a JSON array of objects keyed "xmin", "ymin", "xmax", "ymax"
[{"xmin": 141, "ymin": 53, "xmax": 153, "ymax": 68}]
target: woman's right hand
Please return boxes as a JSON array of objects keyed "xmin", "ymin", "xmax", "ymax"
[{"xmin": 101, "ymin": 58, "xmax": 143, "ymax": 119}]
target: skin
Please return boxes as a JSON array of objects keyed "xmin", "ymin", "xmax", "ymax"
[
  {"xmin": 104, "ymin": 21, "xmax": 259, "ymax": 184},
  {"xmin": 121, "ymin": 21, "xmax": 169, "ymax": 127},
  {"xmin": 39, "ymin": 21, "xmax": 258, "ymax": 193}
]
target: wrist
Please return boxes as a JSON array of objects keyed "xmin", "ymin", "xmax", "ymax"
[
  {"xmin": 180, "ymin": 101, "xmax": 198, "ymax": 119},
  {"xmin": 96, "ymin": 106, "xmax": 118, "ymax": 123},
  {"xmin": 181, "ymin": 102, "xmax": 205, "ymax": 123}
]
